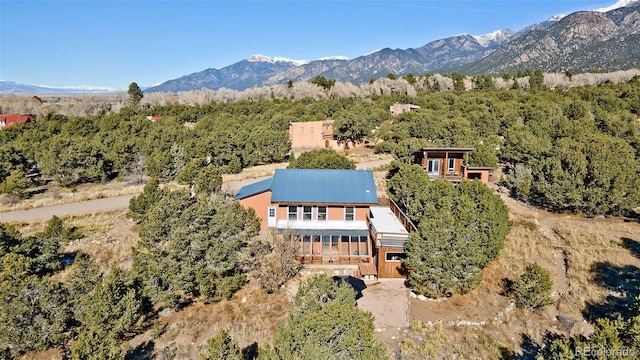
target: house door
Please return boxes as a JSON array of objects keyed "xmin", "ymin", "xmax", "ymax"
[
  {"xmin": 267, "ymin": 206, "xmax": 276, "ymax": 227},
  {"xmin": 427, "ymin": 160, "xmax": 440, "ymax": 176}
]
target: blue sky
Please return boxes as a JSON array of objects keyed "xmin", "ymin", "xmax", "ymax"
[{"xmin": 0, "ymin": 0, "xmax": 622, "ymax": 90}]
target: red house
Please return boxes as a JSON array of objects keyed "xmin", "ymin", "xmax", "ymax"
[
  {"xmin": 0, "ymin": 114, "xmax": 36, "ymax": 129},
  {"xmin": 234, "ymin": 169, "xmax": 413, "ymax": 278}
]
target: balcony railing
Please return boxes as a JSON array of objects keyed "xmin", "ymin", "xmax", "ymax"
[{"xmin": 377, "ymin": 197, "xmax": 417, "ymax": 233}]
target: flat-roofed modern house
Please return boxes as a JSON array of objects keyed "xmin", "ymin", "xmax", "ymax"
[
  {"xmin": 412, "ymin": 147, "xmax": 492, "ymax": 184},
  {"xmin": 234, "ymin": 169, "xmax": 413, "ymax": 278},
  {"xmin": 287, "ymin": 119, "xmax": 340, "ymax": 151}
]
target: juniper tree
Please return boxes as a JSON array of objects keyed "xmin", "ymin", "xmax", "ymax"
[
  {"xmin": 390, "ymin": 172, "xmax": 510, "ymax": 297},
  {"xmin": 287, "ymin": 149, "xmax": 355, "ymax": 170},
  {"xmin": 272, "ymin": 274, "xmax": 388, "ymax": 360},
  {"xmin": 132, "ymin": 191, "xmax": 259, "ymax": 305}
]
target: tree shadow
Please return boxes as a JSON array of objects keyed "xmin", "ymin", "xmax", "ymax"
[
  {"xmin": 622, "ymin": 237, "xmax": 640, "ymax": 260},
  {"xmin": 584, "ymin": 261, "xmax": 640, "ymax": 321},
  {"xmin": 126, "ymin": 340, "xmax": 155, "ymax": 360},
  {"xmin": 500, "ymin": 277, "xmax": 515, "ymax": 297},
  {"xmin": 333, "ymin": 275, "xmax": 367, "ymax": 300},
  {"xmin": 498, "ymin": 334, "xmax": 545, "ymax": 360},
  {"xmin": 242, "ymin": 342, "xmax": 259, "ymax": 360}
]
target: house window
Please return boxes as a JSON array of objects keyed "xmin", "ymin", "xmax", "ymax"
[
  {"xmin": 300, "ymin": 126, "xmax": 305, "ymax": 135},
  {"xmin": 448, "ymin": 158, "xmax": 455, "ymax": 172},
  {"xmin": 310, "ymin": 127, "xmax": 314, "ymax": 135},
  {"xmin": 344, "ymin": 206, "xmax": 355, "ymax": 221},
  {"xmin": 385, "ymin": 252, "xmax": 407, "ymax": 262},
  {"xmin": 303, "ymin": 206, "xmax": 312, "ymax": 221},
  {"xmin": 288, "ymin": 205, "xmax": 298, "ymax": 220},
  {"xmin": 317, "ymin": 206, "xmax": 327, "ymax": 221},
  {"xmin": 301, "ymin": 235, "xmax": 311, "ymax": 255}
]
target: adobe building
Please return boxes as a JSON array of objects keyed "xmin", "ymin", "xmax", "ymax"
[
  {"xmin": 389, "ymin": 103, "xmax": 420, "ymax": 116},
  {"xmin": 287, "ymin": 119, "xmax": 340, "ymax": 151}
]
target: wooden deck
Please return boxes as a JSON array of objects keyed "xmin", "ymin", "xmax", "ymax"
[{"xmin": 358, "ymin": 262, "xmax": 378, "ymax": 280}]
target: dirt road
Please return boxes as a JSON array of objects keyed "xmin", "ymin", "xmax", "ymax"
[
  {"xmin": 0, "ymin": 195, "xmax": 135, "ymax": 223},
  {"xmin": 0, "ymin": 158, "xmax": 394, "ymax": 223}
]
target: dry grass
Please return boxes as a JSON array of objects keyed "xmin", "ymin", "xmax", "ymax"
[
  {"xmin": 1, "ymin": 147, "xmax": 390, "ymax": 214},
  {"xmin": 11, "ymin": 209, "xmax": 141, "ymax": 274},
  {"xmin": 19, "ymin": 348, "xmax": 64, "ymax": 360},
  {"xmin": 0, "ymin": 181, "xmax": 144, "ymax": 212},
  {"xmin": 222, "ymin": 162, "xmax": 289, "ymax": 183},
  {"xmin": 61, "ymin": 210, "xmax": 140, "ymax": 272},
  {"xmin": 129, "ymin": 283, "xmax": 290, "ymax": 359},
  {"xmin": 405, "ymin": 189, "xmax": 640, "ymax": 358},
  {"xmin": 17, "ymin": 150, "xmax": 639, "ymax": 359}
]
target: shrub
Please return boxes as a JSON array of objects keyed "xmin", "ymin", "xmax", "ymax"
[
  {"xmin": 510, "ymin": 263, "xmax": 555, "ymax": 310},
  {"xmin": 201, "ymin": 330, "xmax": 242, "ymax": 360},
  {"xmin": 287, "ymin": 149, "xmax": 355, "ymax": 170}
]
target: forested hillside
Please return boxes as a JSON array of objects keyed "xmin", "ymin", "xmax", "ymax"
[{"xmin": 2, "ymin": 73, "xmax": 638, "ymax": 215}]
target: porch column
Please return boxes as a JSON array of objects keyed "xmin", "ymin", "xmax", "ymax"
[{"xmin": 444, "ymin": 151, "xmax": 449, "ymax": 175}]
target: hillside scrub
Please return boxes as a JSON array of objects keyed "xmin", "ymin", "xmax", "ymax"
[
  {"xmin": 1, "ymin": 70, "xmax": 637, "ymax": 117},
  {"xmin": 0, "ymin": 219, "xmax": 144, "ymax": 358},
  {"xmin": 132, "ymin": 190, "xmax": 260, "ymax": 305}
]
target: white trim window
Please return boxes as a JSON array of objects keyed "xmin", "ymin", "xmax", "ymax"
[
  {"xmin": 344, "ymin": 206, "xmax": 355, "ymax": 221},
  {"xmin": 302, "ymin": 205, "xmax": 313, "ymax": 221},
  {"xmin": 427, "ymin": 159, "xmax": 440, "ymax": 176},
  {"xmin": 288, "ymin": 205, "xmax": 298, "ymax": 221},
  {"xmin": 317, "ymin": 206, "xmax": 327, "ymax": 221},
  {"xmin": 448, "ymin": 158, "xmax": 455, "ymax": 172},
  {"xmin": 386, "ymin": 252, "xmax": 407, "ymax": 262}
]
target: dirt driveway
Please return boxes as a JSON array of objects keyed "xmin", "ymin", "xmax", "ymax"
[{"xmin": 357, "ymin": 279, "xmax": 409, "ymax": 350}]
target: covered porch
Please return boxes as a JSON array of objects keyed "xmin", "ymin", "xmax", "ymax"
[
  {"xmin": 413, "ymin": 147, "xmax": 474, "ymax": 182},
  {"xmin": 278, "ymin": 224, "xmax": 373, "ymax": 265}
]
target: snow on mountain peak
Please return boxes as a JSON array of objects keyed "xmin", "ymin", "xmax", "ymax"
[
  {"xmin": 472, "ymin": 29, "xmax": 514, "ymax": 47},
  {"xmin": 317, "ymin": 56, "xmax": 349, "ymax": 61},
  {"xmin": 247, "ymin": 54, "xmax": 309, "ymax": 66},
  {"xmin": 595, "ymin": 0, "xmax": 638, "ymax": 12},
  {"xmin": 548, "ymin": 14, "xmax": 566, "ymax": 21},
  {"xmin": 543, "ymin": 1, "xmax": 636, "ymax": 23}
]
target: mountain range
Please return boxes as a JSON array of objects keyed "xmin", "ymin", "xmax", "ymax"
[
  {"xmin": 3, "ymin": 1, "xmax": 639, "ymax": 94},
  {"xmin": 143, "ymin": 0, "xmax": 640, "ymax": 93},
  {"xmin": 0, "ymin": 81, "xmax": 117, "ymax": 95}
]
